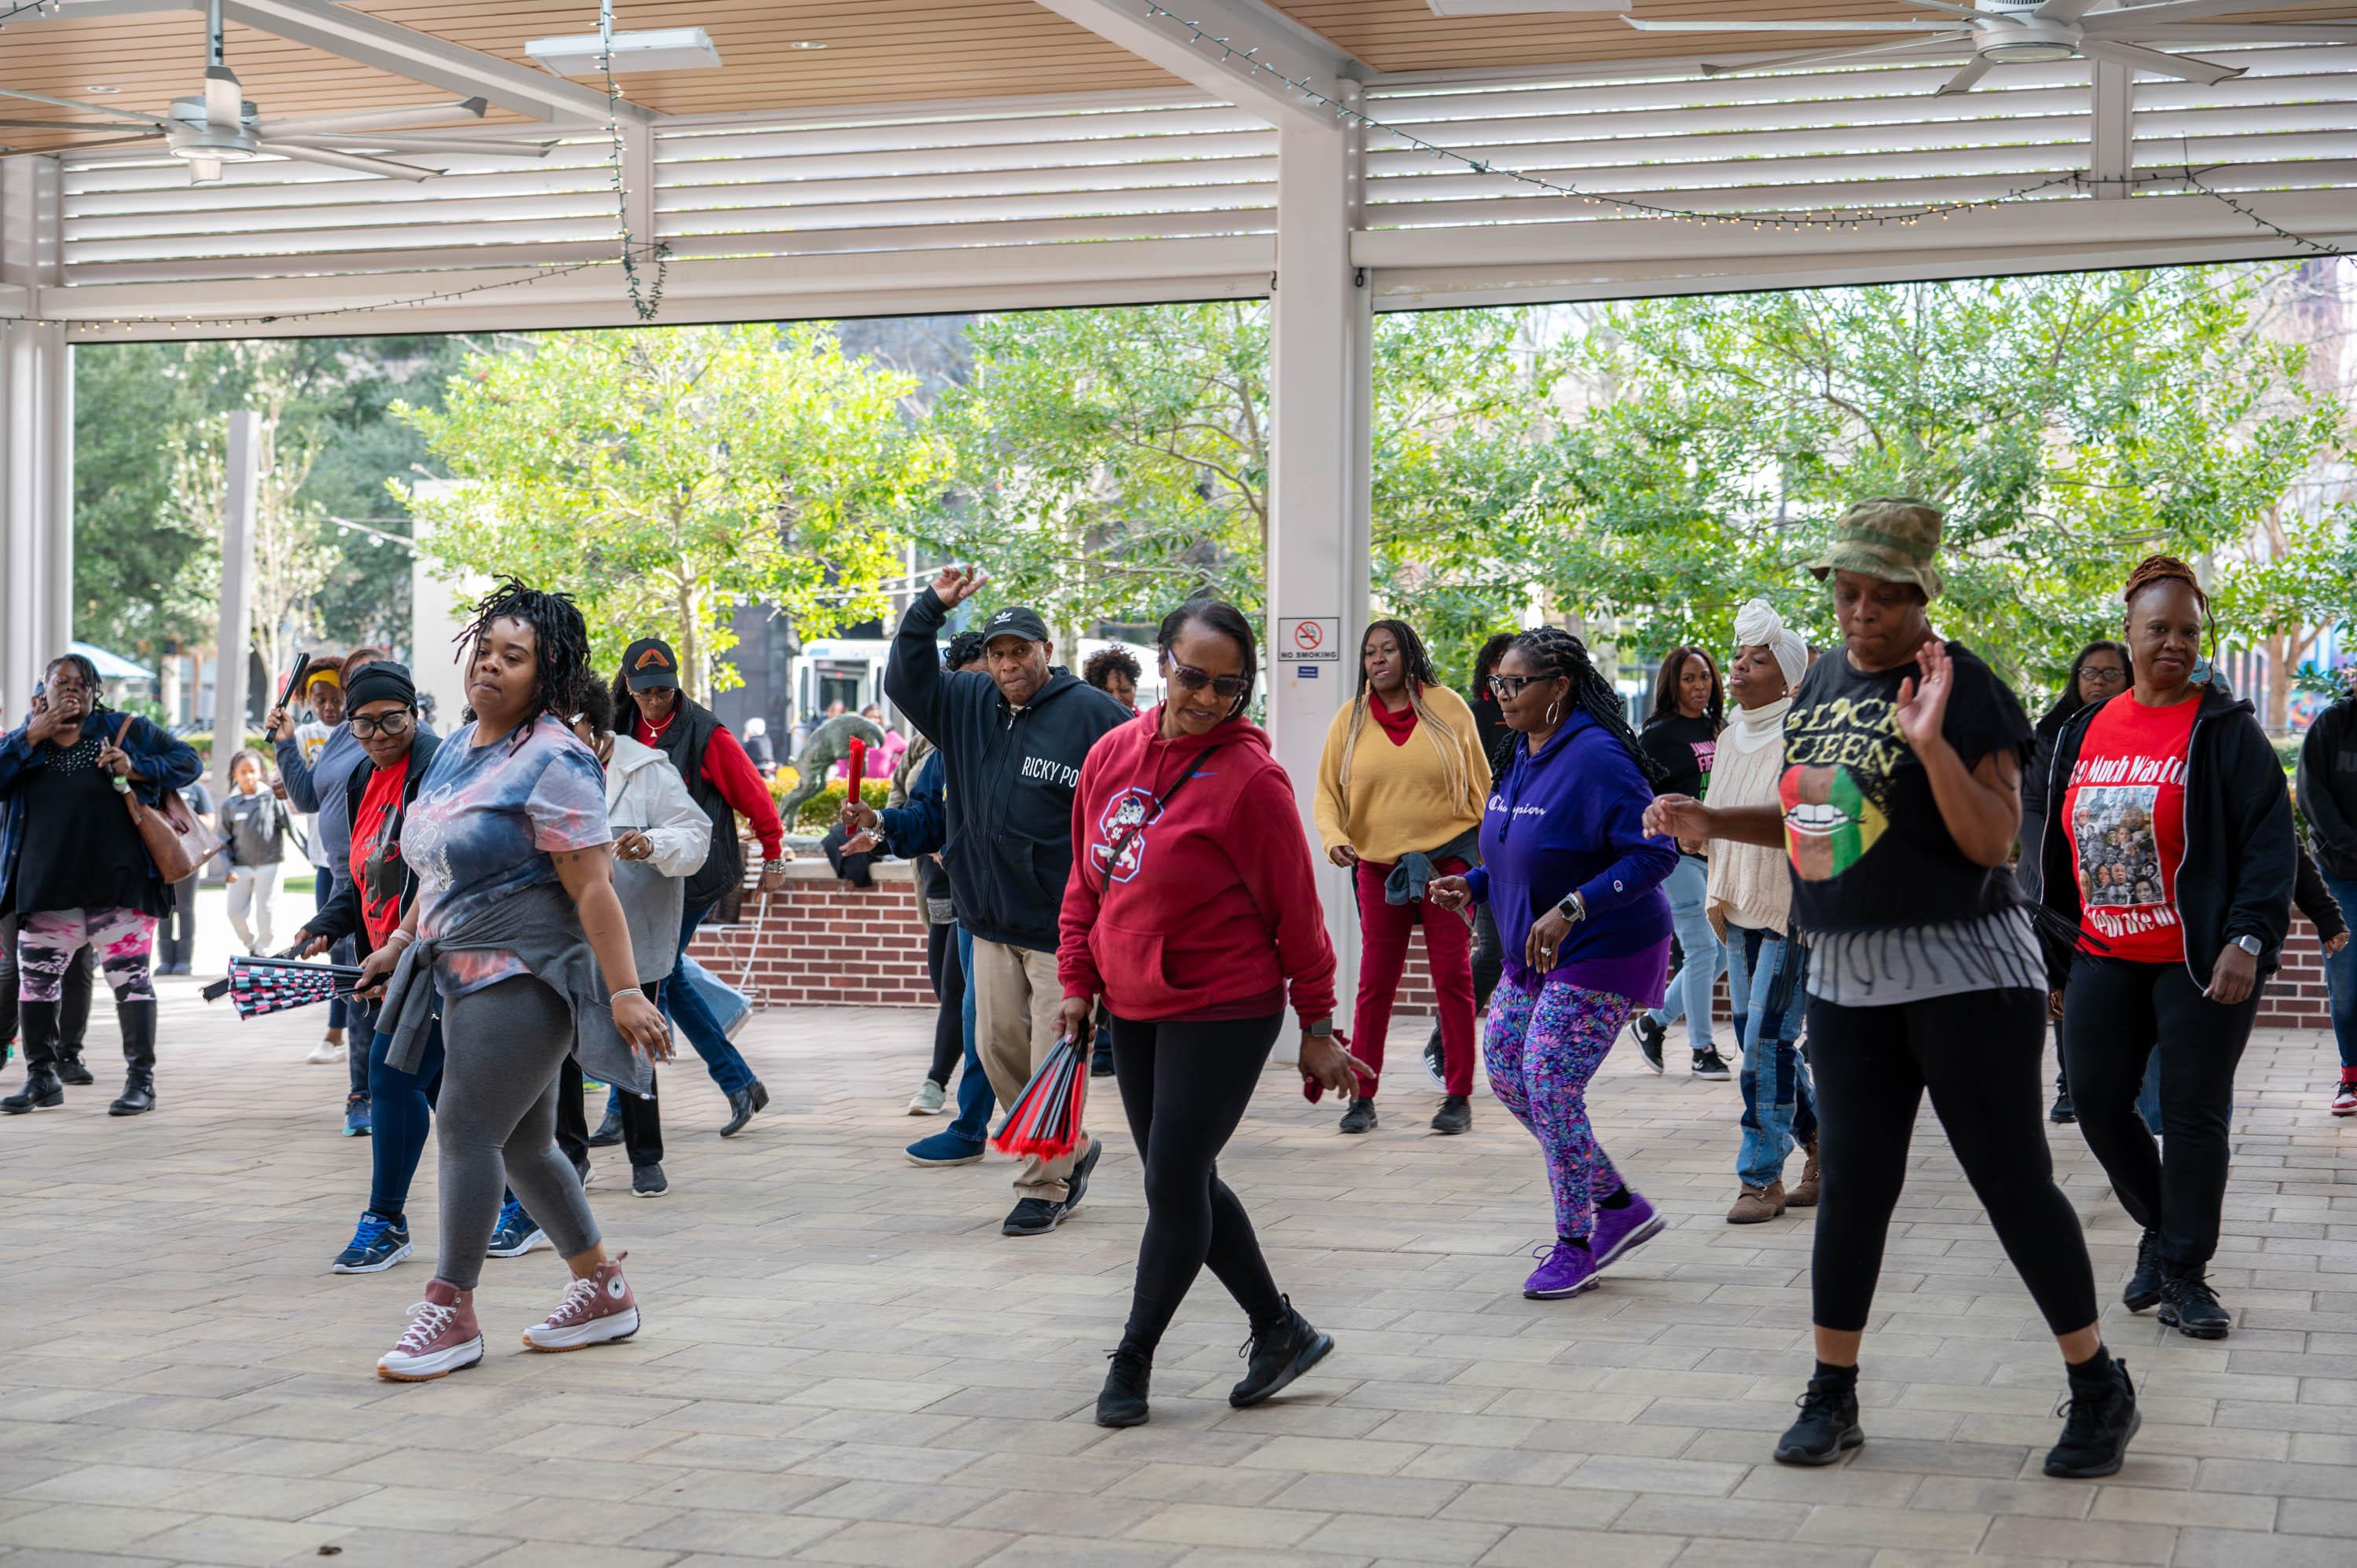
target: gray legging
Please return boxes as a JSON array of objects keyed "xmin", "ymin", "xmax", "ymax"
[{"xmin": 435, "ymin": 974, "xmax": 601, "ymax": 1290}]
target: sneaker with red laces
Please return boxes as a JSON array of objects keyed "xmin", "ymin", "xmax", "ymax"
[
  {"xmin": 2331, "ymin": 1074, "xmax": 2357, "ymax": 1118},
  {"xmin": 376, "ymin": 1279, "xmax": 485, "ymax": 1382},
  {"xmin": 522, "ymin": 1252, "xmax": 640, "ymax": 1352}
]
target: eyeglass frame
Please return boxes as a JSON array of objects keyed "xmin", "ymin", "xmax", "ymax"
[
  {"xmin": 2077, "ymin": 665, "xmax": 2129, "ymax": 685},
  {"xmin": 1486, "ymin": 672, "xmax": 1559, "ymax": 699},
  {"xmin": 347, "ymin": 710, "xmax": 416, "ymax": 739}
]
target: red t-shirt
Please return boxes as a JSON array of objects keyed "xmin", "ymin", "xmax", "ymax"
[
  {"xmin": 348, "ymin": 756, "xmax": 412, "ymax": 950},
  {"xmin": 2062, "ymin": 694, "xmax": 2199, "ymax": 962}
]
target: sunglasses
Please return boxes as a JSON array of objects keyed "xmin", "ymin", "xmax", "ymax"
[
  {"xmin": 348, "ymin": 712, "xmax": 415, "ymax": 739},
  {"xmin": 1166, "ymin": 660, "xmax": 1252, "ymax": 702}
]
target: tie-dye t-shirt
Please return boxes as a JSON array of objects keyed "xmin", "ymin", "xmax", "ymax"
[{"xmin": 401, "ymin": 714, "xmax": 612, "ymax": 996}]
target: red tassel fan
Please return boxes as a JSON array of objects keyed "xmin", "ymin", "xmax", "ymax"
[{"xmin": 992, "ymin": 1035, "xmax": 1088, "ymax": 1160}]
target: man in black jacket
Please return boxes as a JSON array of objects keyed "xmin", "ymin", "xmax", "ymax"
[
  {"xmin": 886, "ymin": 566, "xmax": 1129, "ymax": 1236},
  {"xmin": 2298, "ymin": 674, "xmax": 2357, "ymax": 1113}
]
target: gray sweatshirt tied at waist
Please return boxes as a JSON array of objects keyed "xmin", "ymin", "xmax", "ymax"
[
  {"xmin": 1385, "ymin": 826, "xmax": 1484, "ymax": 907},
  {"xmin": 372, "ymin": 880, "xmax": 652, "ymax": 1096}
]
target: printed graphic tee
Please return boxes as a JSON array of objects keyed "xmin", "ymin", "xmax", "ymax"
[
  {"xmin": 2061, "ymin": 692, "xmax": 2198, "ymax": 964},
  {"xmin": 1640, "ymin": 713, "xmax": 1717, "ymax": 802},
  {"xmin": 401, "ymin": 716, "xmax": 611, "ymax": 996},
  {"xmin": 1780, "ymin": 643, "xmax": 2033, "ymax": 935}
]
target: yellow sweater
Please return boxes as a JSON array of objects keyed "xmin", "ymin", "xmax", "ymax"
[{"xmin": 1314, "ymin": 684, "xmax": 1491, "ymax": 866}]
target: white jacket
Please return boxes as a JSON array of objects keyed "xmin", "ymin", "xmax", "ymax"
[{"xmin": 605, "ymin": 734, "xmax": 710, "ymax": 984}]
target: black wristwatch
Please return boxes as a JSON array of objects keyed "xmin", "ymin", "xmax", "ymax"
[
  {"xmin": 1306, "ymin": 1017, "xmax": 1334, "ymax": 1039},
  {"xmin": 1556, "ymin": 892, "xmax": 1587, "ymax": 924}
]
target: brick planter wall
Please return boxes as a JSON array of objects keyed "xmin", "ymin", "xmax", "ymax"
[{"xmin": 688, "ymin": 860, "xmax": 2339, "ymax": 1032}]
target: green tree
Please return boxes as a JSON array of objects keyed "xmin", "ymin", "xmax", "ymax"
[{"xmin": 395, "ymin": 324, "xmax": 940, "ymax": 700}]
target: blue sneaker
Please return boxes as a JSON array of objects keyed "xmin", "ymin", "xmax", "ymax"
[
  {"xmin": 905, "ymin": 1129, "xmax": 985, "ymax": 1167},
  {"xmin": 343, "ymin": 1093, "xmax": 372, "ymax": 1138},
  {"xmin": 486, "ymin": 1199, "xmax": 547, "ymax": 1258},
  {"xmin": 332, "ymin": 1211, "xmax": 413, "ymax": 1274}
]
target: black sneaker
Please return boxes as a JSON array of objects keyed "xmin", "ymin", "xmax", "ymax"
[
  {"xmin": 1002, "ymin": 1196, "xmax": 1068, "ymax": 1237},
  {"xmin": 1230, "ymin": 1299, "xmax": 1334, "ymax": 1409},
  {"xmin": 1430, "ymin": 1095, "xmax": 1471, "ymax": 1135},
  {"xmin": 1097, "ymin": 1345, "xmax": 1151, "ymax": 1427},
  {"xmin": 2051, "ymin": 1086, "xmax": 2076, "ymax": 1124},
  {"xmin": 1338, "ymin": 1097, "xmax": 1377, "ymax": 1135},
  {"xmin": 2157, "ymin": 1272, "xmax": 2231, "ymax": 1339},
  {"xmin": 1632, "ymin": 1014, "xmax": 1666, "ymax": 1075},
  {"xmin": 2123, "ymin": 1229, "xmax": 2163, "ymax": 1313},
  {"xmin": 1421, "ymin": 1031, "xmax": 1447, "ymax": 1092},
  {"xmin": 632, "ymin": 1162, "xmax": 668, "ymax": 1198},
  {"xmin": 588, "ymin": 1104, "xmax": 625, "ymax": 1148},
  {"xmin": 1691, "ymin": 1049, "xmax": 1732, "ymax": 1082},
  {"xmin": 331, "ymin": 1211, "xmax": 413, "ymax": 1274},
  {"xmin": 1062, "ymin": 1138, "xmax": 1103, "ymax": 1217},
  {"xmin": 2044, "ymin": 1357, "xmax": 2140, "ymax": 1478},
  {"xmin": 1773, "ymin": 1372, "xmax": 1864, "ymax": 1466}
]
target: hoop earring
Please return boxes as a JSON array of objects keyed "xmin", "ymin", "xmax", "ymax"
[{"xmin": 1545, "ymin": 698, "xmax": 1562, "ymax": 727}]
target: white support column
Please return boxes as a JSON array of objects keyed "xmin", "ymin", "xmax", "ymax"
[
  {"xmin": 1266, "ymin": 93, "xmax": 1372, "ymax": 1040},
  {"xmin": 0, "ymin": 154, "xmax": 71, "ymax": 723},
  {"xmin": 211, "ymin": 412, "xmax": 260, "ymax": 800},
  {"xmin": 2091, "ymin": 60, "xmax": 2135, "ymax": 200}
]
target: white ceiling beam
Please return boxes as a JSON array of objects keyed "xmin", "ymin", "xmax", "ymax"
[{"xmin": 1029, "ymin": 0, "xmax": 1362, "ymax": 129}]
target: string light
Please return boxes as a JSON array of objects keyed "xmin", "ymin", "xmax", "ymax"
[
  {"xmin": 601, "ymin": 0, "xmax": 668, "ymax": 322},
  {"xmin": 72, "ymin": 248, "xmax": 665, "ymax": 332},
  {"xmin": 0, "ymin": 1, "xmax": 63, "ymax": 30}
]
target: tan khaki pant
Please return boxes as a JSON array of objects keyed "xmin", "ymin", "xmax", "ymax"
[{"xmin": 969, "ymin": 936, "xmax": 1087, "ymax": 1202}]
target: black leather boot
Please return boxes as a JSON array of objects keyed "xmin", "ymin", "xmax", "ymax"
[
  {"xmin": 2, "ymin": 1000, "xmax": 66, "ymax": 1113},
  {"xmin": 108, "ymin": 1000, "xmax": 157, "ymax": 1116},
  {"xmin": 57, "ymin": 1042, "xmax": 94, "ymax": 1086}
]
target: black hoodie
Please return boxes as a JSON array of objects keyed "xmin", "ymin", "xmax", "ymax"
[
  {"xmin": 885, "ymin": 589, "xmax": 1130, "ymax": 952},
  {"xmin": 2038, "ymin": 681, "xmax": 2296, "ymax": 991},
  {"xmin": 2297, "ymin": 697, "xmax": 2357, "ymax": 882}
]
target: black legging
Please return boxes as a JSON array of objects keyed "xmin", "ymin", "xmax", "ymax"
[
  {"xmin": 1112, "ymin": 1010, "xmax": 1287, "ymax": 1354},
  {"xmin": 1427, "ymin": 903, "xmax": 1503, "ymax": 1057},
  {"xmin": 924, "ymin": 918, "xmax": 964, "ymax": 1088},
  {"xmin": 1809, "ymin": 987, "xmax": 2097, "ymax": 1335},
  {"xmin": 2062, "ymin": 955, "xmax": 2256, "ymax": 1276},
  {"xmin": 554, "ymin": 983, "xmax": 663, "ymax": 1168}
]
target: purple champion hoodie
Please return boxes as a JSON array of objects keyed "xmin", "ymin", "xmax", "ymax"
[{"xmin": 1464, "ymin": 709, "xmax": 1678, "ymax": 1007}]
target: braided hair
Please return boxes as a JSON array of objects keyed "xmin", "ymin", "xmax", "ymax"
[
  {"xmin": 454, "ymin": 577, "xmax": 592, "ymax": 749},
  {"xmin": 1338, "ymin": 618, "xmax": 1479, "ymax": 819},
  {"xmin": 2122, "ymin": 553, "xmax": 2218, "ymax": 665},
  {"xmin": 1512, "ymin": 626, "xmax": 1666, "ymax": 786}
]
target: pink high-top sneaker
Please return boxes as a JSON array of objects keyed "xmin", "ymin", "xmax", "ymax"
[
  {"xmin": 522, "ymin": 1251, "xmax": 640, "ymax": 1351},
  {"xmin": 377, "ymin": 1278, "xmax": 486, "ymax": 1382}
]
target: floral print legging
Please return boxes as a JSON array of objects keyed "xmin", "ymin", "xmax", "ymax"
[
  {"xmin": 1484, "ymin": 973, "xmax": 1632, "ymax": 1242},
  {"xmin": 17, "ymin": 907, "xmax": 155, "ymax": 1005}
]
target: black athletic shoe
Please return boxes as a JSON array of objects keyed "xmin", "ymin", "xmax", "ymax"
[
  {"xmin": 1230, "ymin": 1299, "xmax": 1334, "ymax": 1409},
  {"xmin": 1063, "ymin": 1138, "xmax": 1103, "ymax": 1217},
  {"xmin": 2044, "ymin": 1357, "xmax": 2140, "ymax": 1478},
  {"xmin": 57, "ymin": 1050, "xmax": 93, "ymax": 1088},
  {"xmin": 1430, "ymin": 1095, "xmax": 1471, "ymax": 1135},
  {"xmin": 2157, "ymin": 1273, "xmax": 2231, "ymax": 1339},
  {"xmin": 2050, "ymin": 1087, "xmax": 2076, "ymax": 1124},
  {"xmin": 1097, "ymin": 1345, "xmax": 1151, "ymax": 1427},
  {"xmin": 631, "ymin": 1162, "xmax": 668, "ymax": 1198},
  {"xmin": 1773, "ymin": 1372, "xmax": 1864, "ymax": 1466},
  {"xmin": 1420, "ymin": 1032, "xmax": 1447, "ymax": 1092},
  {"xmin": 2123, "ymin": 1229, "xmax": 2163, "ymax": 1313},
  {"xmin": 588, "ymin": 1104, "xmax": 625, "ymax": 1148},
  {"xmin": 1002, "ymin": 1197, "xmax": 1067, "ymax": 1237},
  {"xmin": 1338, "ymin": 1097, "xmax": 1377, "ymax": 1135},
  {"xmin": 1633, "ymin": 1014, "xmax": 1666, "ymax": 1075},
  {"xmin": 1691, "ymin": 1049, "xmax": 1732, "ymax": 1082}
]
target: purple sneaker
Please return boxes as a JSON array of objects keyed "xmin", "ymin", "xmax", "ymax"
[
  {"xmin": 1591, "ymin": 1189, "xmax": 1665, "ymax": 1271},
  {"xmin": 1522, "ymin": 1240, "xmax": 1601, "ymax": 1300}
]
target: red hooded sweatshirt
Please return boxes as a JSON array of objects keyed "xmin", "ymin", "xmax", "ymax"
[{"xmin": 1058, "ymin": 707, "xmax": 1338, "ymax": 1029}]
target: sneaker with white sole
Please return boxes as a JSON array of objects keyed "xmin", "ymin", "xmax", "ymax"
[
  {"xmin": 2332, "ymin": 1073, "xmax": 2357, "ymax": 1118},
  {"xmin": 486, "ymin": 1198, "xmax": 547, "ymax": 1258},
  {"xmin": 907, "ymin": 1079, "xmax": 948, "ymax": 1116},
  {"xmin": 306, "ymin": 1038, "xmax": 346, "ymax": 1065},
  {"xmin": 332, "ymin": 1211, "xmax": 413, "ymax": 1274},
  {"xmin": 522, "ymin": 1253, "xmax": 640, "ymax": 1351},
  {"xmin": 377, "ymin": 1279, "xmax": 485, "ymax": 1381}
]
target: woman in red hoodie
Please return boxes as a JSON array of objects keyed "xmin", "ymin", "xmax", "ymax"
[{"xmin": 1059, "ymin": 600, "xmax": 1370, "ymax": 1430}]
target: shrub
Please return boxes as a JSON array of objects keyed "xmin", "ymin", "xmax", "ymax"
[{"xmin": 795, "ymin": 779, "xmax": 891, "ymax": 830}]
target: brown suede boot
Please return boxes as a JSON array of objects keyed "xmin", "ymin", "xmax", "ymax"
[
  {"xmin": 1787, "ymin": 1138, "xmax": 1821, "ymax": 1208},
  {"xmin": 1727, "ymin": 1182, "xmax": 1787, "ymax": 1224}
]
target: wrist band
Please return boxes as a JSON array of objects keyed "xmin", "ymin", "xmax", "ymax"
[
  {"xmin": 610, "ymin": 987, "xmax": 640, "ymax": 1006},
  {"xmin": 386, "ymin": 930, "xmax": 414, "ymax": 950}
]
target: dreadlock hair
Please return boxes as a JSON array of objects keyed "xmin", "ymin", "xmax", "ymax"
[
  {"xmin": 1338, "ymin": 618, "xmax": 1479, "ymax": 820},
  {"xmin": 1648, "ymin": 646, "xmax": 1725, "ymax": 732},
  {"xmin": 455, "ymin": 577, "xmax": 592, "ymax": 750},
  {"xmin": 1513, "ymin": 625, "xmax": 1666, "ymax": 786},
  {"xmin": 2123, "ymin": 553, "xmax": 2220, "ymax": 667}
]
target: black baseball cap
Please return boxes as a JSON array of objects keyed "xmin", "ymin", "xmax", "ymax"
[
  {"xmin": 980, "ymin": 606, "xmax": 1050, "ymax": 647},
  {"xmin": 622, "ymin": 637, "xmax": 681, "ymax": 691}
]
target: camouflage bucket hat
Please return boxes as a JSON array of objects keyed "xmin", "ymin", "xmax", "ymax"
[{"xmin": 1805, "ymin": 497, "xmax": 1945, "ymax": 599}]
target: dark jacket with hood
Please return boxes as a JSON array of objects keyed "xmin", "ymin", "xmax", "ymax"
[
  {"xmin": 2038, "ymin": 680, "xmax": 2297, "ymax": 991},
  {"xmin": 2298, "ymin": 697, "xmax": 2357, "ymax": 883},
  {"xmin": 885, "ymin": 588, "xmax": 1130, "ymax": 952},
  {"xmin": 303, "ymin": 731, "xmax": 443, "ymax": 960}
]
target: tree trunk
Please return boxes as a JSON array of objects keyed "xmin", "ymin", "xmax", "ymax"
[{"xmin": 676, "ymin": 570, "xmax": 703, "ymax": 706}]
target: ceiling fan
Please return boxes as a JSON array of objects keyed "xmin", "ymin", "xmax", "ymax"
[
  {"xmin": 1622, "ymin": 1, "xmax": 2357, "ymax": 95},
  {"xmin": 0, "ymin": 0, "xmax": 559, "ymax": 181}
]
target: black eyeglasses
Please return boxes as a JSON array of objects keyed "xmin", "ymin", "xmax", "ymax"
[
  {"xmin": 1487, "ymin": 673, "xmax": 1549, "ymax": 698},
  {"xmin": 348, "ymin": 712, "xmax": 414, "ymax": 739},
  {"xmin": 2080, "ymin": 666, "xmax": 2128, "ymax": 686},
  {"xmin": 1166, "ymin": 660, "xmax": 1252, "ymax": 702}
]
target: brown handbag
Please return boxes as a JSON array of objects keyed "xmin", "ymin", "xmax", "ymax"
[{"xmin": 114, "ymin": 716, "xmax": 225, "ymax": 884}]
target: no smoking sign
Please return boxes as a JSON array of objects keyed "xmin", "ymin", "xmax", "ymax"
[{"xmin": 1277, "ymin": 617, "xmax": 1342, "ymax": 665}]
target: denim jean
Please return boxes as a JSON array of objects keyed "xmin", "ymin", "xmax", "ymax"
[
  {"xmin": 1647, "ymin": 855, "xmax": 1721, "ymax": 1052},
  {"xmin": 1727, "ymin": 924, "xmax": 1817, "ymax": 1189},
  {"xmin": 360, "ymin": 996, "xmax": 444, "ymax": 1220},
  {"xmin": 2326, "ymin": 869, "xmax": 2357, "ymax": 1072},
  {"xmin": 662, "ymin": 902, "xmax": 756, "ymax": 1097},
  {"xmin": 2137, "ymin": 1053, "xmax": 2164, "ymax": 1136},
  {"xmin": 948, "ymin": 925, "xmax": 994, "ymax": 1145}
]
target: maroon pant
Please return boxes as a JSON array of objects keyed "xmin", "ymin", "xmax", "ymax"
[{"xmin": 1351, "ymin": 858, "xmax": 1477, "ymax": 1098}]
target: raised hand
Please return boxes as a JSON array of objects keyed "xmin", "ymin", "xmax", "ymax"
[
  {"xmin": 930, "ymin": 565, "xmax": 987, "ymax": 610},
  {"xmin": 1893, "ymin": 638, "xmax": 1953, "ymax": 753}
]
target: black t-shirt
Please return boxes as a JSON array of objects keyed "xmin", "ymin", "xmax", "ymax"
[
  {"xmin": 1640, "ymin": 713, "xmax": 1718, "ymax": 801},
  {"xmin": 1470, "ymin": 690, "xmax": 1512, "ymax": 778},
  {"xmin": 13, "ymin": 730, "xmax": 156, "ymax": 916},
  {"xmin": 1780, "ymin": 642, "xmax": 2032, "ymax": 935}
]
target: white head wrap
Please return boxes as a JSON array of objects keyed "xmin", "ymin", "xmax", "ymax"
[
  {"xmin": 1733, "ymin": 598, "xmax": 1809, "ymax": 691},
  {"xmin": 744, "ymin": 717, "xmax": 767, "ymax": 738}
]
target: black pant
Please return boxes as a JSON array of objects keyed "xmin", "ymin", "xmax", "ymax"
[
  {"xmin": 924, "ymin": 919, "xmax": 964, "ymax": 1088},
  {"xmin": 553, "ymin": 984, "xmax": 663, "ymax": 1167},
  {"xmin": 2062, "ymin": 955, "xmax": 2256, "ymax": 1275},
  {"xmin": 0, "ymin": 914, "xmax": 92, "ymax": 1050},
  {"xmin": 1112, "ymin": 1010, "xmax": 1287, "ymax": 1354},
  {"xmin": 154, "ymin": 874, "xmax": 200, "ymax": 971},
  {"xmin": 1809, "ymin": 987, "xmax": 2097, "ymax": 1335}
]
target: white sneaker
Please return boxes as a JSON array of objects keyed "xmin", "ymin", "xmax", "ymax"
[
  {"xmin": 306, "ymin": 1039, "xmax": 346, "ymax": 1064},
  {"xmin": 907, "ymin": 1080, "xmax": 948, "ymax": 1116}
]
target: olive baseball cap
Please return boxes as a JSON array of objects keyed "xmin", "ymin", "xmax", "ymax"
[{"xmin": 1806, "ymin": 497, "xmax": 1945, "ymax": 599}]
